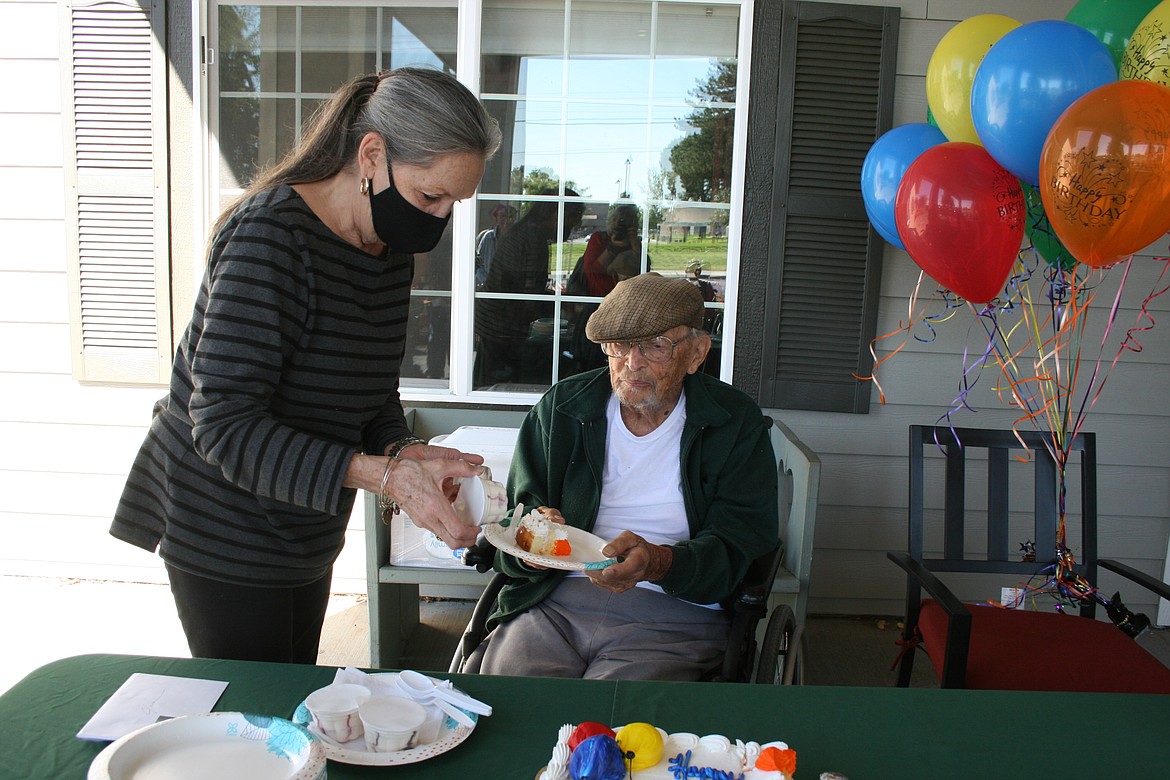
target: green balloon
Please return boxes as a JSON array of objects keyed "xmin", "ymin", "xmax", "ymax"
[
  {"xmin": 926, "ymin": 104, "xmax": 938, "ymax": 129},
  {"xmin": 1021, "ymin": 183, "xmax": 1077, "ymax": 271},
  {"xmin": 1066, "ymin": 0, "xmax": 1161, "ymax": 69}
]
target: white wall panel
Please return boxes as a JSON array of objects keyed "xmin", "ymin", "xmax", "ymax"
[
  {"xmin": 0, "ymin": 219, "xmax": 67, "ymax": 272},
  {"xmin": 0, "ymin": 271, "xmax": 68, "ymax": 323},
  {"xmin": 0, "ymin": 0, "xmax": 59, "ymax": 60}
]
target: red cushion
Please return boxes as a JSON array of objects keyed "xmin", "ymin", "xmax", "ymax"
[{"xmin": 918, "ymin": 600, "xmax": 1170, "ymax": 693}]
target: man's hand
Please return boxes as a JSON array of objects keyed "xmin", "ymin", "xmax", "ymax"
[{"xmin": 587, "ymin": 531, "xmax": 673, "ymax": 593}]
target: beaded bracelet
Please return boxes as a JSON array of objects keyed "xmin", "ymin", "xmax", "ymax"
[{"xmin": 385, "ymin": 435, "xmax": 425, "ymax": 460}]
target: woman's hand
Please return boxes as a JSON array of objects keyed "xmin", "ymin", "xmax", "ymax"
[
  {"xmin": 399, "ymin": 443, "xmax": 485, "ymax": 501},
  {"xmin": 586, "ymin": 530, "xmax": 673, "ymax": 593},
  {"xmin": 385, "ymin": 457, "xmax": 484, "ymax": 549},
  {"xmin": 344, "ymin": 450, "xmax": 485, "ymax": 549}
]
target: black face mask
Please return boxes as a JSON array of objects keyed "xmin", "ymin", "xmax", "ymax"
[{"xmin": 369, "ymin": 166, "xmax": 451, "ymax": 254}]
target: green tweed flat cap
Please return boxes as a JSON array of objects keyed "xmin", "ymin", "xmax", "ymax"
[{"xmin": 586, "ymin": 272, "xmax": 705, "ymax": 343}]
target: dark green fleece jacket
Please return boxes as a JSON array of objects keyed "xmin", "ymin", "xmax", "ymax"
[{"xmin": 490, "ymin": 367, "xmax": 780, "ymax": 627}]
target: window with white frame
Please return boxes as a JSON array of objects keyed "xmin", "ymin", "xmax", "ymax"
[{"xmin": 207, "ymin": 0, "xmax": 743, "ymax": 400}]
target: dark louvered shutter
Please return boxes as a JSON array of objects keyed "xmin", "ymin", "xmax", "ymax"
[
  {"xmin": 738, "ymin": 0, "xmax": 898, "ymax": 413},
  {"xmin": 62, "ymin": 0, "xmax": 171, "ymax": 383}
]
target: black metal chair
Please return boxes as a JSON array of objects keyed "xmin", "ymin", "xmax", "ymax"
[{"xmin": 888, "ymin": 424, "xmax": 1170, "ymax": 692}]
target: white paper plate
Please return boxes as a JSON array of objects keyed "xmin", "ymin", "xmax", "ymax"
[
  {"xmin": 88, "ymin": 712, "xmax": 325, "ymax": 780},
  {"xmin": 484, "ymin": 520, "xmax": 619, "ymax": 571},
  {"xmin": 292, "ymin": 673, "xmax": 475, "ymax": 766}
]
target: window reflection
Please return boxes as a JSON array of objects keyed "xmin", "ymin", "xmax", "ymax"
[
  {"xmin": 401, "ymin": 231, "xmax": 456, "ymax": 383},
  {"xmin": 476, "ymin": 0, "xmax": 738, "ymax": 388},
  {"xmin": 217, "ymin": 4, "xmax": 456, "ymax": 194}
]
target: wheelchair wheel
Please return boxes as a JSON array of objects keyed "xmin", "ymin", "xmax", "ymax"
[{"xmin": 754, "ymin": 604, "xmax": 805, "ymax": 685}]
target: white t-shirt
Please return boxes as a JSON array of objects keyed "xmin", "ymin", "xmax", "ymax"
[{"xmin": 571, "ymin": 391, "xmax": 694, "ymax": 599}]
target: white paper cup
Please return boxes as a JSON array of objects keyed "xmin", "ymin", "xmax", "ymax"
[
  {"xmin": 305, "ymin": 683, "xmax": 370, "ymax": 743},
  {"xmin": 454, "ymin": 469, "xmax": 508, "ymax": 526},
  {"xmin": 416, "ymin": 702, "xmax": 444, "ymax": 745},
  {"xmin": 359, "ymin": 695, "xmax": 427, "ymax": 753}
]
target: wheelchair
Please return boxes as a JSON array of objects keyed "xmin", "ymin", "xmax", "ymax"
[{"xmin": 448, "ymin": 542, "xmax": 806, "ymax": 684}]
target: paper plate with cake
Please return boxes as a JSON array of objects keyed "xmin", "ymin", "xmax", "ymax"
[{"xmin": 484, "ymin": 509, "xmax": 618, "ymax": 571}]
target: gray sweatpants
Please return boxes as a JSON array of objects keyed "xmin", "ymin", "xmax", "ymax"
[{"xmin": 476, "ymin": 578, "xmax": 729, "ymax": 680}]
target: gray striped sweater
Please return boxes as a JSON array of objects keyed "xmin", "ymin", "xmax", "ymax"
[{"xmin": 111, "ymin": 186, "xmax": 414, "ymax": 586}]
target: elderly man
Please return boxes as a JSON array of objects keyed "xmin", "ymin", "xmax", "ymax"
[{"xmin": 476, "ymin": 272, "xmax": 779, "ymax": 680}]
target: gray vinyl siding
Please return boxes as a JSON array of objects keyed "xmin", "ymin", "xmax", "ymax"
[
  {"xmin": 1, "ymin": 0, "xmax": 1166, "ymax": 622},
  {"xmin": 770, "ymin": 0, "xmax": 1170, "ymax": 620}
]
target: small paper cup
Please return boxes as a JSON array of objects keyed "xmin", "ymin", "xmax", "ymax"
[
  {"xmin": 416, "ymin": 702, "xmax": 444, "ymax": 745},
  {"xmin": 359, "ymin": 696, "xmax": 427, "ymax": 753},
  {"xmin": 454, "ymin": 470, "xmax": 509, "ymax": 526},
  {"xmin": 305, "ymin": 683, "xmax": 370, "ymax": 743}
]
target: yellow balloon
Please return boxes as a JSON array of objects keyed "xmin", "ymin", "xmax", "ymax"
[
  {"xmin": 615, "ymin": 723, "xmax": 663, "ymax": 772},
  {"xmin": 1121, "ymin": 0, "xmax": 1170, "ymax": 85},
  {"xmin": 926, "ymin": 14, "xmax": 1022, "ymax": 144}
]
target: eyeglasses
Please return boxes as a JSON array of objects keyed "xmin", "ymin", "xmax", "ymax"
[{"xmin": 600, "ymin": 332, "xmax": 693, "ymax": 363}]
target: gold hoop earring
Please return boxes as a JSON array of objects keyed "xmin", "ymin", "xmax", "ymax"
[{"xmin": 359, "ymin": 177, "xmax": 371, "ymax": 196}]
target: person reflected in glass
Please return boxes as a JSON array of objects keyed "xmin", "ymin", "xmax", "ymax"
[
  {"xmin": 686, "ymin": 259, "xmax": 717, "ymax": 302},
  {"xmin": 475, "ymin": 203, "xmax": 516, "ymax": 289},
  {"xmin": 110, "ymin": 68, "xmax": 501, "ymax": 663},
  {"xmin": 475, "ymin": 190, "xmax": 583, "ymax": 385},
  {"xmin": 582, "ymin": 203, "xmax": 643, "ymax": 296},
  {"xmin": 568, "ymin": 203, "xmax": 647, "ymax": 374}
]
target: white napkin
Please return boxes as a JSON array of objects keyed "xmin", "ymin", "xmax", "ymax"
[
  {"xmin": 77, "ymin": 673, "xmax": 228, "ymax": 742},
  {"xmin": 332, "ymin": 666, "xmax": 402, "ymax": 695}
]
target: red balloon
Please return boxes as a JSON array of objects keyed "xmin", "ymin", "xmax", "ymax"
[{"xmin": 895, "ymin": 142, "xmax": 1025, "ymax": 303}]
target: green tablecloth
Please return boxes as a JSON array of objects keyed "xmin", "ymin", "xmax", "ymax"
[{"xmin": 2, "ymin": 654, "xmax": 1169, "ymax": 779}]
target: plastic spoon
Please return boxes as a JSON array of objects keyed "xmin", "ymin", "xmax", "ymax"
[
  {"xmin": 395, "ymin": 672, "xmax": 484, "ymax": 729},
  {"xmin": 394, "ymin": 674, "xmax": 473, "ymax": 728},
  {"xmin": 397, "ymin": 669, "xmax": 492, "ymax": 716}
]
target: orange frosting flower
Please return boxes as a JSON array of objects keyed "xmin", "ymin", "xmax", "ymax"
[
  {"xmin": 552, "ymin": 539, "xmax": 572, "ymax": 556},
  {"xmin": 756, "ymin": 747, "xmax": 797, "ymax": 775}
]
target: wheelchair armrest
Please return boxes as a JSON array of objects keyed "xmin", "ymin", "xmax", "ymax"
[
  {"xmin": 462, "ymin": 538, "xmax": 497, "ymax": 573},
  {"xmin": 734, "ymin": 545, "xmax": 784, "ymax": 608},
  {"xmin": 715, "ymin": 546, "xmax": 783, "ymax": 683},
  {"xmin": 1099, "ymin": 558, "xmax": 1170, "ymax": 602}
]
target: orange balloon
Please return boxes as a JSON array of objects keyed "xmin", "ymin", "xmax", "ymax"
[{"xmin": 1039, "ymin": 79, "xmax": 1170, "ymax": 267}]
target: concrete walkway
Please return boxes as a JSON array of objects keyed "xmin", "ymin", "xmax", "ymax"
[
  {"xmin": 1, "ymin": 575, "xmax": 367, "ymax": 696},
  {"xmin": 6, "ymin": 575, "xmax": 1168, "ymax": 697}
]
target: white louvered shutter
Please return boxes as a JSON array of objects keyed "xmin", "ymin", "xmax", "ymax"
[{"xmin": 61, "ymin": 0, "xmax": 171, "ymax": 383}]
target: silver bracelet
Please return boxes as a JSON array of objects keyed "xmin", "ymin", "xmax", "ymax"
[
  {"xmin": 378, "ymin": 435, "xmax": 424, "ymax": 523},
  {"xmin": 378, "ymin": 457, "xmax": 401, "ymax": 523}
]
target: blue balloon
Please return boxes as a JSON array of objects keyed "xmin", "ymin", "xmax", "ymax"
[
  {"xmin": 861, "ymin": 123, "xmax": 948, "ymax": 249},
  {"xmin": 970, "ymin": 20, "xmax": 1116, "ymax": 185}
]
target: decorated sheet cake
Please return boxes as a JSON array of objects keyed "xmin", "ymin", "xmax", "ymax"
[{"xmin": 538, "ymin": 721, "xmax": 796, "ymax": 780}]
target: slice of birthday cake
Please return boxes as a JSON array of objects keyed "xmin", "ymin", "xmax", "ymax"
[{"xmin": 538, "ymin": 721, "xmax": 796, "ymax": 780}]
